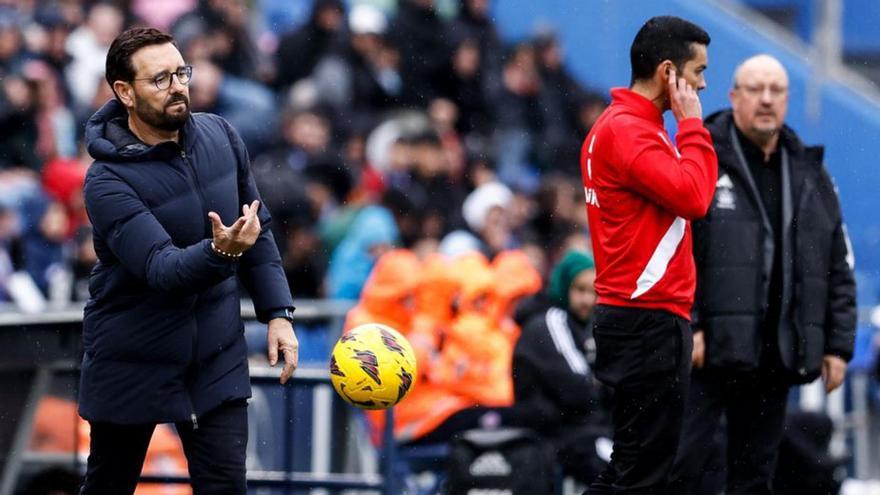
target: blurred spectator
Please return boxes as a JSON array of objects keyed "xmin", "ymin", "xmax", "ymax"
[
  {"xmin": 490, "ymin": 249, "xmax": 543, "ymax": 326},
  {"xmin": 513, "ymin": 250, "xmax": 610, "ymax": 484},
  {"xmin": 29, "ymin": 5, "xmax": 75, "ymax": 104},
  {"xmin": 326, "ymin": 205, "xmax": 399, "ymax": 299},
  {"xmin": 427, "ymin": 97, "xmax": 466, "ymax": 179},
  {"xmin": 274, "ymin": 0, "xmax": 345, "ymax": 90},
  {"xmin": 16, "ymin": 151, "xmax": 86, "ymax": 299},
  {"xmin": 437, "ymin": 35, "xmax": 492, "ymax": 137},
  {"xmin": 18, "ymin": 192, "xmax": 66, "ymax": 297},
  {"xmin": 379, "ymin": 188, "xmax": 424, "ymax": 251},
  {"xmin": 449, "ymin": 0, "xmax": 503, "ymax": 97},
  {"xmin": 548, "ymin": 91, "xmax": 608, "ymax": 168},
  {"xmin": 432, "ymin": 251, "xmax": 539, "ymax": 411},
  {"xmin": 491, "ymin": 42, "xmax": 543, "ymax": 191},
  {"xmin": 312, "ymin": 3, "xmax": 400, "ymax": 134},
  {"xmin": 252, "ymin": 104, "xmax": 336, "ymax": 233},
  {"xmin": 0, "ymin": 72, "xmax": 41, "ymax": 170},
  {"xmin": 252, "ymin": 102, "xmax": 351, "ymax": 297},
  {"xmin": 387, "ymin": 0, "xmax": 451, "ymax": 107},
  {"xmin": 525, "ymin": 173, "xmax": 587, "ymax": 263},
  {"xmin": 188, "ymin": 59, "xmax": 278, "ymax": 153},
  {"xmin": 0, "ymin": 6, "xmax": 26, "ymax": 76},
  {"xmin": 386, "ymin": 131, "xmax": 466, "ymax": 242},
  {"xmin": 533, "ymin": 28, "xmax": 602, "ymax": 172},
  {"xmin": 405, "ymin": 252, "xmax": 519, "ymax": 444},
  {"xmin": 41, "ymin": 155, "xmax": 88, "ymax": 237},
  {"xmin": 173, "ymin": 0, "xmax": 259, "ymax": 78},
  {"xmin": 357, "ymin": 251, "xmax": 541, "ymax": 447},
  {"xmin": 344, "ymin": 248, "xmax": 420, "ymax": 334},
  {"xmin": 64, "ymin": 2, "xmax": 123, "ymax": 111},
  {"xmin": 441, "ymin": 181, "xmax": 514, "ymax": 258},
  {"xmin": 462, "ymin": 143, "xmax": 498, "ymax": 189},
  {"xmin": 390, "ymin": 253, "xmax": 479, "ymax": 443},
  {"xmin": 341, "ymin": 117, "xmax": 385, "ymax": 203},
  {"xmin": 24, "ymin": 59, "xmax": 78, "ymax": 160}
]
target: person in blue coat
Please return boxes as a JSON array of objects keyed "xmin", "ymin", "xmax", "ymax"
[{"xmin": 78, "ymin": 27, "xmax": 299, "ymax": 495}]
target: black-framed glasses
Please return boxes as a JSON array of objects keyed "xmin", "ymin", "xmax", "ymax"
[
  {"xmin": 132, "ymin": 65, "xmax": 193, "ymax": 90},
  {"xmin": 734, "ymin": 84, "xmax": 788, "ymax": 100}
]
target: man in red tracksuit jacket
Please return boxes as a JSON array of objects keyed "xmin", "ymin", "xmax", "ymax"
[{"xmin": 580, "ymin": 17, "xmax": 718, "ymax": 494}]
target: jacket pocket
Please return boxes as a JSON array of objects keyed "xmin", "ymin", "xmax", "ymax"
[
  {"xmin": 704, "ymin": 315, "xmax": 761, "ymax": 371},
  {"xmin": 794, "ymin": 323, "xmax": 824, "ymax": 383}
]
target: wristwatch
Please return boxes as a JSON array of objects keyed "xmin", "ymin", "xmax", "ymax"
[{"xmin": 268, "ymin": 307, "xmax": 295, "ymax": 322}]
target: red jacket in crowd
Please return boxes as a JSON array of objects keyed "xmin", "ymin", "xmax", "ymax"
[{"xmin": 580, "ymin": 88, "xmax": 717, "ymax": 319}]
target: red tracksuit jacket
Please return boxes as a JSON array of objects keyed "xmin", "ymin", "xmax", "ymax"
[{"xmin": 580, "ymin": 88, "xmax": 717, "ymax": 319}]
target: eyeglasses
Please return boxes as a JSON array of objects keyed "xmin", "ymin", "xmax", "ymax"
[
  {"xmin": 132, "ymin": 65, "xmax": 193, "ymax": 90},
  {"xmin": 735, "ymin": 84, "xmax": 788, "ymax": 99}
]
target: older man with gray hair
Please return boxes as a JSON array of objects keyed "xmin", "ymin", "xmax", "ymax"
[{"xmin": 668, "ymin": 54, "xmax": 856, "ymax": 494}]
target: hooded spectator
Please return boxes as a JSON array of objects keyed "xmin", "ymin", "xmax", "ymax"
[
  {"xmin": 326, "ymin": 205, "xmax": 399, "ymax": 299},
  {"xmin": 441, "ymin": 180, "xmax": 514, "ymax": 258}
]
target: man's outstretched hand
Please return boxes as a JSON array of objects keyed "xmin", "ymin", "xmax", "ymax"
[
  {"xmin": 268, "ymin": 318, "xmax": 299, "ymax": 384},
  {"xmin": 208, "ymin": 200, "xmax": 261, "ymax": 256}
]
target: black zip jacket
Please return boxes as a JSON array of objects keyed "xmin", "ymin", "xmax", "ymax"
[{"xmin": 694, "ymin": 110, "xmax": 856, "ymax": 383}]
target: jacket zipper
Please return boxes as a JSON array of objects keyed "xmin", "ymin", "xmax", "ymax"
[
  {"xmin": 180, "ymin": 149, "xmax": 210, "ymax": 237},
  {"xmin": 188, "ymin": 399, "xmax": 199, "ymax": 430},
  {"xmin": 180, "ymin": 148, "xmax": 202, "ymax": 429}
]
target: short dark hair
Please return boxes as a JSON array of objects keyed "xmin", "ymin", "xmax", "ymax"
[
  {"xmin": 630, "ymin": 16, "xmax": 710, "ymax": 84},
  {"xmin": 105, "ymin": 27, "xmax": 176, "ymax": 92}
]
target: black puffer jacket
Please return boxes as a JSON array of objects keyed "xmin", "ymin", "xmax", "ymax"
[
  {"xmin": 694, "ymin": 110, "xmax": 856, "ymax": 383},
  {"xmin": 80, "ymin": 100, "xmax": 292, "ymax": 423}
]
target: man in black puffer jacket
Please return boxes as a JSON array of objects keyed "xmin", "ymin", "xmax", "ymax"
[
  {"xmin": 669, "ymin": 54, "xmax": 856, "ymax": 495},
  {"xmin": 79, "ymin": 28, "xmax": 298, "ymax": 495}
]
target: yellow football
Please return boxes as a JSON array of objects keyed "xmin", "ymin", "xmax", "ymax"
[{"xmin": 329, "ymin": 323, "xmax": 417, "ymax": 409}]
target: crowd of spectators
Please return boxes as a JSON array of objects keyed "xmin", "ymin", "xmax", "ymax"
[{"xmin": 0, "ymin": 0, "xmax": 607, "ymax": 310}]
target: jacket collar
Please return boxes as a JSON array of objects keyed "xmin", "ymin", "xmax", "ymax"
[
  {"xmin": 86, "ymin": 99, "xmax": 197, "ymax": 163},
  {"xmin": 610, "ymin": 87, "xmax": 664, "ymax": 126}
]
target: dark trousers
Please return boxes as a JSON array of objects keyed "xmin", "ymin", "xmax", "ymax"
[
  {"xmin": 586, "ymin": 305, "xmax": 692, "ymax": 495},
  {"xmin": 80, "ymin": 399, "xmax": 248, "ymax": 495},
  {"xmin": 668, "ymin": 368, "xmax": 790, "ymax": 495}
]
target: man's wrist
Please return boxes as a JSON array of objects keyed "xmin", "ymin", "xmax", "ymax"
[
  {"xmin": 211, "ymin": 241, "xmax": 243, "ymax": 259},
  {"xmin": 267, "ymin": 307, "xmax": 295, "ymax": 323}
]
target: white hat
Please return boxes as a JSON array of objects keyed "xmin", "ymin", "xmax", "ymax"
[
  {"xmin": 349, "ymin": 4, "xmax": 387, "ymax": 35},
  {"xmin": 439, "ymin": 230, "xmax": 482, "ymax": 257},
  {"xmin": 462, "ymin": 182, "xmax": 513, "ymax": 232}
]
